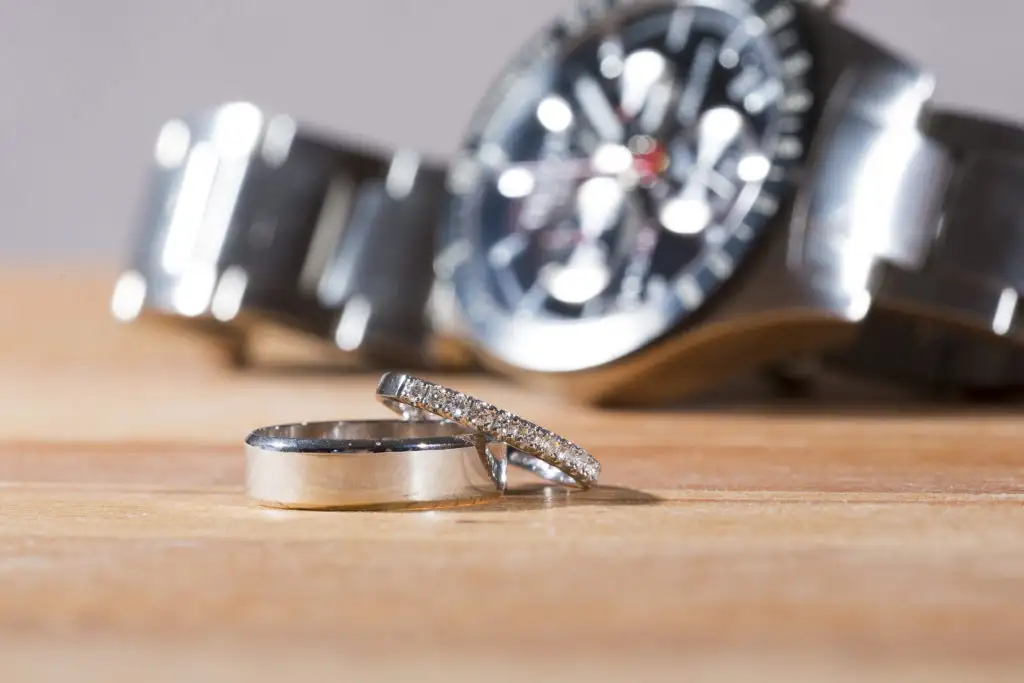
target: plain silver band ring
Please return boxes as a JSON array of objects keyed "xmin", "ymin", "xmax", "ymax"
[{"xmin": 245, "ymin": 420, "xmax": 506, "ymax": 510}]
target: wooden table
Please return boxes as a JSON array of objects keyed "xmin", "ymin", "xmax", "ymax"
[{"xmin": 2, "ymin": 268, "xmax": 1022, "ymax": 681}]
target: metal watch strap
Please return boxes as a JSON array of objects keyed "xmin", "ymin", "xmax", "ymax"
[
  {"xmin": 833, "ymin": 109, "xmax": 1024, "ymax": 392},
  {"xmin": 115, "ymin": 102, "xmax": 449, "ymax": 367},
  {"xmin": 250, "ymin": 135, "xmax": 448, "ymax": 366}
]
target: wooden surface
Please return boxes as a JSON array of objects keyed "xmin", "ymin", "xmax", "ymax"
[{"xmin": 1, "ymin": 268, "xmax": 1023, "ymax": 681}]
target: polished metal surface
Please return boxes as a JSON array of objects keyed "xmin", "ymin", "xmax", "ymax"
[
  {"xmin": 245, "ymin": 420, "xmax": 505, "ymax": 510},
  {"xmin": 376, "ymin": 372, "xmax": 600, "ymax": 488},
  {"xmin": 112, "ymin": 102, "xmax": 452, "ymax": 368},
  {"xmin": 817, "ymin": 110, "xmax": 1024, "ymax": 390}
]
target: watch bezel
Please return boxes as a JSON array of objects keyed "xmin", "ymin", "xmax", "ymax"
[{"xmin": 441, "ymin": 0, "xmax": 819, "ymax": 373}]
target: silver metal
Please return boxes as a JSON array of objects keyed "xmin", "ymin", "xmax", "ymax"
[
  {"xmin": 811, "ymin": 110, "xmax": 1024, "ymax": 390},
  {"xmin": 430, "ymin": 1, "xmax": 1024, "ymax": 404},
  {"xmin": 376, "ymin": 372, "xmax": 600, "ymax": 488},
  {"xmin": 245, "ymin": 420, "xmax": 506, "ymax": 510},
  {"xmin": 112, "ymin": 101, "xmax": 453, "ymax": 368}
]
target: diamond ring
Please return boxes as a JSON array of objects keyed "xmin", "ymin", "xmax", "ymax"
[{"xmin": 376, "ymin": 372, "xmax": 601, "ymax": 488}]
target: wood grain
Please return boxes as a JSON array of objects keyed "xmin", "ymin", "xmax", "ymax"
[{"xmin": 1, "ymin": 267, "xmax": 1022, "ymax": 681}]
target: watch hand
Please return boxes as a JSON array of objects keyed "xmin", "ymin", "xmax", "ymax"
[
  {"xmin": 621, "ymin": 49, "xmax": 668, "ymax": 120},
  {"xmin": 577, "ymin": 176, "xmax": 625, "ymax": 239},
  {"xmin": 659, "ymin": 107, "xmax": 744, "ymax": 235},
  {"xmin": 539, "ymin": 176, "xmax": 624, "ymax": 305},
  {"xmin": 637, "ymin": 62, "xmax": 678, "ymax": 136},
  {"xmin": 694, "ymin": 106, "xmax": 744, "ymax": 169},
  {"xmin": 619, "ymin": 192, "xmax": 660, "ymax": 306},
  {"xmin": 677, "ymin": 39, "xmax": 718, "ymax": 125}
]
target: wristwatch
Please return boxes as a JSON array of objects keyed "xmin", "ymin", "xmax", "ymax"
[
  {"xmin": 433, "ymin": 0, "xmax": 1024, "ymax": 405},
  {"xmin": 112, "ymin": 101, "xmax": 463, "ymax": 369}
]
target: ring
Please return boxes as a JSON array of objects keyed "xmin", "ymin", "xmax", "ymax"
[
  {"xmin": 245, "ymin": 420, "xmax": 506, "ymax": 510},
  {"xmin": 375, "ymin": 373, "xmax": 601, "ymax": 488}
]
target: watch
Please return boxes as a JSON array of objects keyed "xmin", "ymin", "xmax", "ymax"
[
  {"xmin": 112, "ymin": 101, "xmax": 463, "ymax": 369},
  {"xmin": 434, "ymin": 0, "xmax": 1024, "ymax": 405}
]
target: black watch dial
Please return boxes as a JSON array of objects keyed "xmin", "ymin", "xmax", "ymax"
[{"xmin": 444, "ymin": 0, "xmax": 815, "ymax": 372}]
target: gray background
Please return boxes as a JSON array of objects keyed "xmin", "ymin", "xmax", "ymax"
[{"xmin": 1, "ymin": 0, "xmax": 1020, "ymax": 262}]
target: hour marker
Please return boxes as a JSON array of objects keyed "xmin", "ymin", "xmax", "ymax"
[
  {"xmin": 781, "ymin": 90, "xmax": 814, "ymax": 113},
  {"xmin": 660, "ymin": 198, "xmax": 712, "ymax": 235},
  {"xmin": 743, "ymin": 79, "xmax": 784, "ymax": 114},
  {"xmin": 719, "ymin": 17, "xmax": 765, "ymax": 67},
  {"xmin": 647, "ymin": 275, "xmax": 669, "ymax": 304},
  {"xmin": 744, "ymin": 16, "xmax": 767, "ymax": 37},
  {"xmin": 676, "ymin": 275, "xmax": 705, "ymax": 309},
  {"xmin": 737, "ymin": 154, "xmax": 772, "ymax": 182},
  {"xmin": 708, "ymin": 251, "xmax": 735, "ymax": 278},
  {"xmin": 541, "ymin": 259, "xmax": 611, "ymax": 306},
  {"xmin": 478, "ymin": 143, "xmax": 508, "ymax": 169},
  {"xmin": 777, "ymin": 136, "xmax": 804, "ymax": 159},
  {"xmin": 497, "ymin": 168, "xmax": 536, "ymax": 198},
  {"xmin": 447, "ymin": 157, "xmax": 479, "ymax": 194},
  {"xmin": 574, "ymin": 75, "xmax": 625, "ymax": 142},
  {"xmin": 435, "ymin": 239, "xmax": 471, "ymax": 277},
  {"xmin": 677, "ymin": 40, "xmax": 718, "ymax": 124},
  {"xmin": 778, "ymin": 115, "xmax": 804, "ymax": 133},
  {"xmin": 735, "ymin": 223, "xmax": 755, "ymax": 241},
  {"xmin": 783, "ymin": 51, "xmax": 813, "ymax": 77},
  {"xmin": 598, "ymin": 40, "xmax": 625, "ymax": 79},
  {"xmin": 773, "ymin": 29, "xmax": 800, "ymax": 52},
  {"xmin": 764, "ymin": 4, "xmax": 796, "ymax": 31},
  {"xmin": 488, "ymin": 233, "xmax": 528, "ymax": 268},
  {"xmin": 638, "ymin": 78, "xmax": 674, "ymax": 133},
  {"xmin": 727, "ymin": 65, "xmax": 765, "ymax": 102},
  {"xmin": 537, "ymin": 95, "xmax": 575, "ymax": 133},
  {"xmin": 591, "ymin": 143, "xmax": 634, "ymax": 175},
  {"xmin": 666, "ymin": 9, "xmax": 694, "ymax": 51},
  {"xmin": 705, "ymin": 224, "xmax": 729, "ymax": 245},
  {"xmin": 719, "ymin": 49, "xmax": 740, "ymax": 70},
  {"xmin": 754, "ymin": 194, "xmax": 780, "ymax": 215}
]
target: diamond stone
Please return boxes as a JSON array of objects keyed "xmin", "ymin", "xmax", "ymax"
[
  {"xmin": 403, "ymin": 378, "xmax": 426, "ymax": 404},
  {"xmin": 427, "ymin": 386, "xmax": 453, "ymax": 416},
  {"xmin": 471, "ymin": 403, "xmax": 501, "ymax": 430},
  {"xmin": 449, "ymin": 394, "xmax": 471, "ymax": 419}
]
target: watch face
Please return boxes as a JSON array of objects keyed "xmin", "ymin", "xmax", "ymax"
[{"xmin": 443, "ymin": 0, "xmax": 815, "ymax": 372}]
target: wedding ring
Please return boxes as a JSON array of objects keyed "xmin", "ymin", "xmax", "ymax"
[
  {"xmin": 376, "ymin": 373, "xmax": 601, "ymax": 488},
  {"xmin": 245, "ymin": 420, "xmax": 506, "ymax": 510}
]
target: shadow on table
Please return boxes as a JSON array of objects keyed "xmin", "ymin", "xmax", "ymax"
[
  {"xmin": 448, "ymin": 484, "xmax": 663, "ymax": 514},
  {"xmin": 628, "ymin": 372, "xmax": 1024, "ymax": 418}
]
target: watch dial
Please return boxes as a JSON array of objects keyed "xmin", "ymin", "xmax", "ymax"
[{"xmin": 444, "ymin": 0, "xmax": 815, "ymax": 372}]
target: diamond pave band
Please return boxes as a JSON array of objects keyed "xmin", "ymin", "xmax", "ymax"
[{"xmin": 375, "ymin": 372, "xmax": 601, "ymax": 488}]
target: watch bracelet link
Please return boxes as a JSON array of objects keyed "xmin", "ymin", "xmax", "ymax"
[
  {"xmin": 830, "ymin": 109, "xmax": 1024, "ymax": 392},
  {"xmin": 121, "ymin": 104, "xmax": 451, "ymax": 368},
  {"xmin": 256, "ymin": 140, "xmax": 450, "ymax": 366}
]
